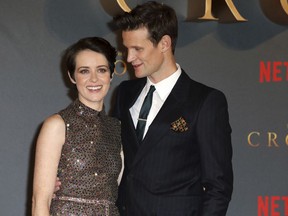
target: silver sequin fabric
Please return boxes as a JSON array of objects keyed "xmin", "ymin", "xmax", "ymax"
[{"xmin": 50, "ymin": 99, "xmax": 122, "ymax": 216}]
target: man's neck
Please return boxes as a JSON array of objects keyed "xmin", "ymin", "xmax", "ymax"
[{"xmin": 148, "ymin": 58, "xmax": 178, "ymax": 84}]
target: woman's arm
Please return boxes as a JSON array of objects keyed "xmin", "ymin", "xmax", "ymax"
[
  {"xmin": 32, "ymin": 114, "xmax": 65, "ymax": 216},
  {"xmin": 117, "ymin": 148, "xmax": 124, "ymax": 185}
]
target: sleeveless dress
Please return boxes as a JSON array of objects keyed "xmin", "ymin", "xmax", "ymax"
[{"xmin": 50, "ymin": 99, "xmax": 122, "ymax": 216}]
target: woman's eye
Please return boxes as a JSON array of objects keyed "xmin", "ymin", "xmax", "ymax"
[
  {"xmin": 98, "ymin": 68, "xmax": 108, "ymax": 73},
  {"xmin": 79, "ymin": 69, "xmax": 89, "ymax": 74}
]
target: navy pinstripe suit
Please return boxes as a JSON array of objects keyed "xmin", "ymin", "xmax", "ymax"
[{"xmin": 113, "ymin": 70, "xmax": 233, "ymax": 216}]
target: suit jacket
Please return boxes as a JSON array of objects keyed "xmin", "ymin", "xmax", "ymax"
[{"xmin": 113, "ymin": 70, "xmax": 233, "ymax": 216}]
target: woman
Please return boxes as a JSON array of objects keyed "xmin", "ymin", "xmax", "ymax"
[{"xmin": 32, "ymin": 37, "xmax": 122, "ymax": 215}]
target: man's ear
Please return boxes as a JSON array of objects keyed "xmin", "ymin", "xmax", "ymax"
[
  {"xmin": 67, "ymin": 71, "xmax": 76, "ymax": 84},
  {"xmin": 160, "ymin": 35, "xmax": 172, "ymax": 53}
]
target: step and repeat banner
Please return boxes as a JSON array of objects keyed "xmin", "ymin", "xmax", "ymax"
[{"xmin": 0, "ymin": 0, "xmax": 287, "ymax": 215}]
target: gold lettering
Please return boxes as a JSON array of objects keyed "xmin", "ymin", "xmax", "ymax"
[
  {"xmin": 198, "ymin": 0, "xmax": 218, "ymax": 21},
  {"xmin": 248, "ymin": 130, "xmax": 288, "ymax": 148},
  {"xmin": 116, "ymin": 0, "xmax": 131, "ymax": 12},
  {"xmin": 224, "ymin": 0, "xmax": 247, "ymax": 21},
  {"xmin": 268, "ymin": 132, "xmax": 279, "ymax": 147},
  {"xmin": 248, "ymin": 132, "xmax": 260, "ymax": 147},
  {"xmin": 199, "ymin": 0, "xmax": 247, "ymax": 22},
  {"xmin": 260, "ymin": 0, "xmax": 288, "ymax": 25},
  {"xmin": 281, "ymin": 0, "xmax": 288, "ymax": 14},
  {"xmin": 117, "ymin": 0, "xmax": 247, "ymax": 23}
]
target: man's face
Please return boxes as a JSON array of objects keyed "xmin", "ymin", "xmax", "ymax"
[{"xmin": 122, "ymin": 27, "xmax": 165, "ymax": 81}]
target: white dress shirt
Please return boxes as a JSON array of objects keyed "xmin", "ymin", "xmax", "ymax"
[{"xmin": 130, "ymin": 64, "xmax": 182, "ymax": 139}]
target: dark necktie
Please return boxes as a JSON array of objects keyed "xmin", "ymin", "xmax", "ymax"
[{"xmin": 136, "ymin": 85, "xmax": 155, "ymax": 143}]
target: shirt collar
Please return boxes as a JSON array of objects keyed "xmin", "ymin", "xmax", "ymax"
[{"xmin": 146, "ymin": 63, "xmax": 181, "ymax": 101}]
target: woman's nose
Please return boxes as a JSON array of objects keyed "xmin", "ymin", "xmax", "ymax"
[{"xmin": 90, "ymin": 72, "xmax": 98, "ymax": 82}]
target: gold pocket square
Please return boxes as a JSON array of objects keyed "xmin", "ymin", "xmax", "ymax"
[{"xmin": 171, "ymin": 117, "xmax": 188, "ymax": 132}]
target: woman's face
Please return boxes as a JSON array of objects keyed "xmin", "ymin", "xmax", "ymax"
[{"xmin": 69, "ymin": 49, "xmax": 111, "ymax": 111}]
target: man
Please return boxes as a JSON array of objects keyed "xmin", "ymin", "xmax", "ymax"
[{"xmin": 113, "ymin": 1, "xmax": 233, "ymax": 216}]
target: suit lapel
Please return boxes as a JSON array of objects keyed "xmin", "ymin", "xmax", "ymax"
[
  {"xmin": 131, "ymin": 71, "xmax": 192, "ymax": 167},
  {"xmin": 122, "ymin": 79, "xmax": 147, "ymax": 151},
  {"xmin": 125, "ymin": 79, "xmax": 147, "ymax": 109}
]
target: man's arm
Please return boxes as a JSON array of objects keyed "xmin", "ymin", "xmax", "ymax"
[{"xmin": 197, "ymin": 90, "xmax": 233, "ymax": 216}]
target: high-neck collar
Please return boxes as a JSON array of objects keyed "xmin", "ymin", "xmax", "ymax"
[{"xmin": 73, "ymin": 99, "xmax": 106, "ymax": 117}]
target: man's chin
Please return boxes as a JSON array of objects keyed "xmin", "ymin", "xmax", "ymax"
[{"xmin": 134, "ymin": 71, "xmax": 145, "ymax": 78}]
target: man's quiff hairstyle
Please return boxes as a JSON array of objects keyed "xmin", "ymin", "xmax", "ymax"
[{"xmin": 114, "ymin": 1, "xmax": 178, "ymax": 54}]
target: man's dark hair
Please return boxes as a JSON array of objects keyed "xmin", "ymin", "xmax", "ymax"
[{"xmin": 114, "ymin": 1, "xmax": 178, "ymax": 53}]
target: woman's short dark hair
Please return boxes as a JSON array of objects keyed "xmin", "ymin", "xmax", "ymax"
[
  {"xmin": 114, "ymin": 1, "xmax": 178, "ymax": 53},
  {"xmin": 64, "ymin": 37, "xmax": 117, "ymax": 78}
]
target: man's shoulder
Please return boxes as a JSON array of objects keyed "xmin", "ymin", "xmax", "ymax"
[
  {"xmin": 180, "ymin": 70, "xmax": 213, "ymax": 90},
  {"xmin": 181, "ymin": 70, "xmax": 225, "ymax": 97}
]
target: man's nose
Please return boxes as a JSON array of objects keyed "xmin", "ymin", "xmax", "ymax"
[{"xmin": 126, "ymin": 50, "xmax": 135, "ymax": 63}]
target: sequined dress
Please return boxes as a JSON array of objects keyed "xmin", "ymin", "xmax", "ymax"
[{"xmin": 50, "ymin": 99, "xmax": 122, "ymax": 216}]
